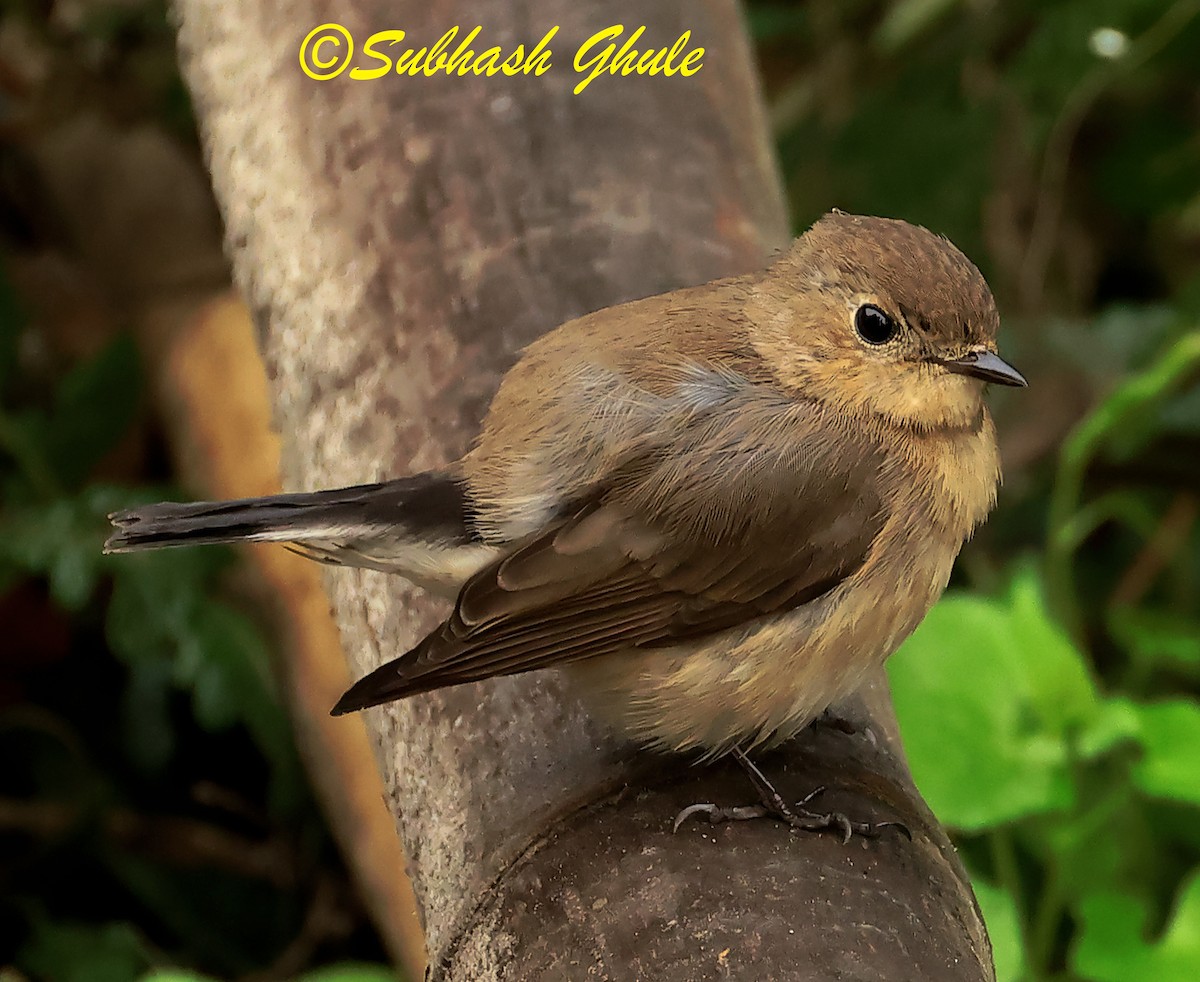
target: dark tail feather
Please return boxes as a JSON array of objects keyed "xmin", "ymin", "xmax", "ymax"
[{"xmin": 103, "ymin": 474, "xmax": 475, "ymax": 554}]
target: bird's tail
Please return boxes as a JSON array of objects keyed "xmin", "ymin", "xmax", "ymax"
[{"xmin": 103, "ymin": 473, "xmax": 476, "ymax": 555}]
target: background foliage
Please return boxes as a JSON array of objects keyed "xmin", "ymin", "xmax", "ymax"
[{"xmin": 1, "ymin": 0, "xmax": 1198, "ymax": 979}]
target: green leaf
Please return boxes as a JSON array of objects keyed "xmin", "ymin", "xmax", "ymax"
[
  {"xmin": 1130, "ymin": 700, "xmax": 1200, "ymax": 806},
  {"xmin": 44, "ymin": 334, "xmax": 142, "ymax": 489},
  {"xmin": 106, "ymin": 547, "xmax": 232, "ymax": 667},
  {"xmin": 103, "ymin": 853, "xmax": 265, "ymax": 974},
  {"xmin": 105, "ymin": 546, "xmax": 301, "ymax": 809},
  {"xmin": 1077, "ymin": 696, "xmax": 1143, "ymax": 759},
  {"xmin": 1073, "ymin": 870, "xmax": 1200, "ymax": 981},
  {"xmin": 971, "ymin": 877, "xmax": 1027, "ymax": 982},
  {"xmin": 1111, "ymin": 608, "xmax": 1200, "ymax": 672},
  {"xmin": 18, "ymin": 918, "xmax": 151, "ymax": 982},
  {"xmin": 1007, "ymin": 569, "xmax": 1100, "ymax": 728},
  {"xmin": 0, "ymin": 492, "xmax": 112, "ymax": 610},
  {"xmin": 0, "ymin": 484, "xmax": 161, "ymax": 612},
  {"xmin": 888, "ymin": 567, "xmax": 1097, "ymax": 829},
  {"xmin": 176, "ymin": 602, "xmax": 293, "ymax": 778}
]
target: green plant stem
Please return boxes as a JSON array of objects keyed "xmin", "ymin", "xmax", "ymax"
[
  {"xmin": 1027, "ymin": 858, "xmax": 1066, "ymax": 980},
  {"xmin": 1023, "ymin": 752, "xmax": 1136, "ymax": 978},
  {"xmin": 1054, "ymin": 494, "xmax": 1159, "ymax": 558},
  {"xmin": 1046, "ymin": 330, "xmax": 1200, "ymax": 641},
  {"xmin": 988, "ymin": 827, "xmax": 1031, "ymax": 973}
]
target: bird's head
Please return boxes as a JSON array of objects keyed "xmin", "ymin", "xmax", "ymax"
[{"xmin": 748, "ymin": 211, "xmax": 1025, "ymax": 431}]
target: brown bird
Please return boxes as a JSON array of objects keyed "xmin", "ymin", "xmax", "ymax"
[{"xmin": 105, "ymin": 212, "xmax": 1024, "ymax": 832}]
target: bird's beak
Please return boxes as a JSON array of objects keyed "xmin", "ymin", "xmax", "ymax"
[{"xmin": 938, "ymin": 349, "xmax": 1027, "ymax": 387}]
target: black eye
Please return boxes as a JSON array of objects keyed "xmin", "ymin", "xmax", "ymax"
[{"xmin": 854, "ymin": 304, "xmax": 898, "ymax": 345}]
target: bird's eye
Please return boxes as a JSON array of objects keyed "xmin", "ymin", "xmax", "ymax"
[{"xmin": 854, "ymin": 304, "xmax": 898, "ymax": 345}]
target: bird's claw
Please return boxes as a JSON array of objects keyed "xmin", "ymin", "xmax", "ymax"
[
  {"xmin": 673, "ymin": 797, "xmax": 909, "ymax": 842},
  {"xmin": 673, "ymin": 803, "xmax": 769, "ymax": 832},
  {"xmin": 673, "ymin": 748, "xmax": 910, "ymax": 841}
]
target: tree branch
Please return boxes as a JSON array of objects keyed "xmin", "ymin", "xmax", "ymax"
[{"xmin": 172, "ymin": 1, "xmax": 993, "ymax": 977}]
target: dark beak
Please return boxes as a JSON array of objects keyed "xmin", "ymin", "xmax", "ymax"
[{"xmin": 939, "ymin": 350, "xmax": 1027, "ymax": 387}]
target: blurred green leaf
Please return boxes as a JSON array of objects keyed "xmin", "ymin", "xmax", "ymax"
[
  {"xmin": 0, "ymin": 334, "xmax": 140, "ymax": 498},
  {"xmin": 1077, "ymin": 696, "xmax": 1144, "ymax": 758},
  {"xmin": 45, "ymin": 335, "xmax": 142, "ymax": 490},
  {"xmin": 104, "ymin": 852, "xmax": 275, "ymax": 976},
  {"xmin": 1111, "ymin": 608, "xmax": 1200, "ymax": 673},
  {"xmin": 1008, "ymin": 569, "xmax": 1101, "ymax": 726},
  {"xmin": 105, "ymin": 546, "xmax": 301, "ymax": 809},
  {"xmin": 178, "ymin": 603, "xmax": 293, "ymax": 776},
  {"xmin": 0, "ymin": 498, "xmax": 105, "ymax": 610},
  {"xmin": 1073, "ymin": 870, "xmax": 1200, "ymax": 981},
  {"xmin": 971, "ymin": 877, "xmax": 1027, "ymax": 982},
  {"xmin": 0, "ymin": 484, "xmax": 138, "ymax": 609},
  {"xmin": 106, "ymin": 549, "xmax": 223, "ymax": 667},
  {"xmin": 19, "ymin": 918, "xmax": 151, "ymax": 982},
  {"xmin": 1130, "ymin": 700, "xmax": 1200, "ymax": 806},
  {"xmin": 888, "ymin": 568, "xmax": 1096, "ymax": 829}
]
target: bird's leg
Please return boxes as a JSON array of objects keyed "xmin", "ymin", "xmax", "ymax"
[{"xmin": 673, "ymin": 747, "xmax": 910, "ymax": 843}]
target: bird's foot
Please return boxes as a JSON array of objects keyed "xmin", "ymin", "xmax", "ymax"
[
  {"xmin": 673, "ymin": 789, "xmax": 909, "ymax": 843},
  {"xmin": 672, "ymin": 748, "xmax": 910, "ymax": 844}
]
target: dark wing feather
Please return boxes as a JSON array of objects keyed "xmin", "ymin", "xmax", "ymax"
[
  {"xmin": 104, "ymin": 472, "xmax": 476, "ymax": 556},
  {"xmin": 332, "ymin": 406, "xmax": 888, "ymax": 714}
]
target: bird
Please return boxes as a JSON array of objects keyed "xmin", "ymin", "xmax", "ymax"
[{"xmin": 105, "ymin": 212, "xmax": 1024, "ymax": 832}]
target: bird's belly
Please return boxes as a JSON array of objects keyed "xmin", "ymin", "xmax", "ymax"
[{"xmin": 566, "ymin": 542, "xmax": 954, "ymax": 754}]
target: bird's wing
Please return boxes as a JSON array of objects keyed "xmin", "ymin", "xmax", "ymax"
[{"xmin": 332, "ymin": 403, "xmax": 888, "ymax": 713}]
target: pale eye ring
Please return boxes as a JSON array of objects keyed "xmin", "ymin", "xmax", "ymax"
[{"xmin": 854, "ymin": 304, "xmax": 898, "ymax": 345}]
